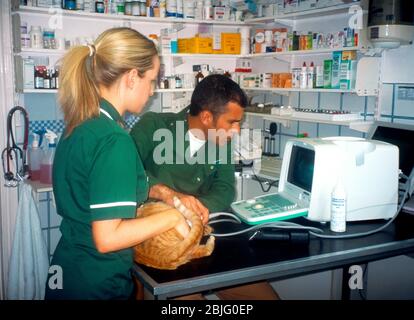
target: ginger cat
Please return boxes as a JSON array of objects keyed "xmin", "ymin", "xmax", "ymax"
[{"xmin": 134, "ymin": 198, "xmax": 215, "ymax": 270}]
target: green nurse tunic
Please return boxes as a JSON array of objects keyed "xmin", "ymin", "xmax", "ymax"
[{"xmin": 45, "ymin": 99, "xmax": 148, "ymax": 300}]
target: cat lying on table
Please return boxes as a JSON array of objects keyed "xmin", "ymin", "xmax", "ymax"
[{"xmin": 134, "ymin": 197, "xmax": 215, "ymax": 270}]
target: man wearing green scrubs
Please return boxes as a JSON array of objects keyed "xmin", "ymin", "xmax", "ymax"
[{"xmin": 131, "ymin": 74, "xmax": 280, "ymax": 300}]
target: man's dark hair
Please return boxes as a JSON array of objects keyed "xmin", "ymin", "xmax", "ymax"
[{"xmin": 189, "ymin": 74, "xmax": 247, "ymax": 118}]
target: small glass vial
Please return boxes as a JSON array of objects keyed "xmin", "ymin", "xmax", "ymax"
[
  {"xmin": 43, "ymin": 69, "xmax": 51, "ymax": 89},
  {"xmin": 175, "ymin": 75, "xmax": 182, "ymax": 89},
  {"xmin": 34, "ymin": 66, "xmax": 44, "ymax": 89}
]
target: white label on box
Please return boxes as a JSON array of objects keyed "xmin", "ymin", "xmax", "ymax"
[{"xmin": 213, "ymin": 33, "xmax": 222, "ymax": 50}]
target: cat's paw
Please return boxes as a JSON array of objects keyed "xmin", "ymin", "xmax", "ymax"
[{"xmin": 204, "ymin": 225, "xmax": 213, "ymax": 235}]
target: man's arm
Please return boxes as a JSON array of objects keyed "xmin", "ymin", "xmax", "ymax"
[
  {"xmin": 198, "ymin": 163, "xmax": 236, "ymax": 213},
  {"xmin": 149, "ymin": 184, "xmax": 209, "ymax": 224}
]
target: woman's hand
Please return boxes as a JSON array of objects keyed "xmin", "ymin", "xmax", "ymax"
[{"xmin": 173, "ymin": 211, "xmax": 190, "ymax": 239}]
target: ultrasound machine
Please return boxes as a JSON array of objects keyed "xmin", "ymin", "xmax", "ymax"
[{"xmin": 231, "ymin": 121, "xmax": 414, "ymax": 225}]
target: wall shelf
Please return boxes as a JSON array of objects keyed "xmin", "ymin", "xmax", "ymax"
[
  {"xmin": 22, "ymin": 89, "xmax": 57, "ymax": 93},
  {"xmin": 276, "ymin": 2, "xmax": 362, "ymax": 20},
  {"xmin": 15, "ymin": 5, "xmax": 247, "ymax": 26},
  {"xmin": 245, "ymin": 1, "xmax": 362, "ymax": 23},
  {"xmin": 242, "ymin": 87, "xmax": 356, "ymax": 94},
  {"xmin": 155, "ymin": 88, "xmax": 193, "ymax": 93},
  {"xmin": 245, "ymin": 112, "xmax": 372, "ymax": 133},
  {"xmin": 246, "ymin": 46, "xmax": 360, "ymax": 58},
  {"xmin": 161, "ymin": 53, "xmax": 244, "ymax": 59},
  {"xmin": 17, "ymin": 48, "xmax": 66, "ymax": 56},
  {"xmin": 22, "ymin": 88, "xmax": 195, "ymax": 94}
]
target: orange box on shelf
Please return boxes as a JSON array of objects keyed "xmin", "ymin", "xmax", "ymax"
[
  {"xmin": 222, "ymin": 33, "xmax": 241, "ymax": 54},
  {"xmin": 177, "ymin": 38, "xmax": 188, "ymax": 53},
  {"xmin": 187, "ymin": 36, "xmax": 213, "ymax": 54},
  {"xmin": 272, "ymin": 73, "xmax": 279, "ymax": 87}
]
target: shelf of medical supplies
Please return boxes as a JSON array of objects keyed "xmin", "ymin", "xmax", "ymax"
[
  {"xmin": 26, "ymin": 179, "xmax": 53, "ymax": 193},
  {"xmin": 268, "ymin": 2, "xmax": 362, "ymax": 23},
  {"xmin": 161, "ymin": 53, "xmax": 244, "ymax": 59},
  {"xmin": 242, "ymin": 87, "xmax": 356, "ymax": 94},
  {"xmin": 246, "ymin": 46, "xmax": 360, "ymax": 58},
  {"xmin": 155, "ymin": 88, "xmax": 194, "ymax": 93},
  {"xmin": 15, "ymin": 5, "xmax": 247, "ymax": 26},
  {"xmin": 22, "ymin": 88, "xmax": 195, "ymax": 94},
  {"xmin": 244, "ymin": 2, "xmax": 361, "ymax": 24},
  {"xmin": 23, "ymin": 89, "xmax": 58, "ymax": 93},
  {"xmin": 245, "ymin": 112, "xmax": 371, "ymax": 133},
  {"xmin": 17, "ymin": 48, "xmax": 66, "ymax": 56}
]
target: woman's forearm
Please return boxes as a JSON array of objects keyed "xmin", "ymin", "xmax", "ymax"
[{"xmin": 92, "ymin": 209, "xmax": 181, "ymax": 253}]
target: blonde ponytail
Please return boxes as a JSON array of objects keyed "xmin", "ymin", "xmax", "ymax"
[{"xmin": 58, "ymin": 28, "xmax": 157, "ymax": 136}]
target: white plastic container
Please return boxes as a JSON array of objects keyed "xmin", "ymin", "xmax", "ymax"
[
  {"xmin": 166, "ymin": 0, "xmax": 177, "ymax": 17},
  {"xmin": 300, "ymin": 62, "xmax": 308, "ymax": 89},
  {"xmin": 176, "ymin": 0, "xmax": 183, "ymax": 18},
  {"xmin": 28, "ymin": 134, "xmax": 42, "ymax": 181},
  {"xmin": 330, "ymin": 178, "xmax": 347, "ymax": 232},
  {"xmin": 203, "ymin": 0, "xmax": 212, "ymax": 20},
  {"xmin": 183, "ymin": 0, "xmax": 195, "ymax": 19},
  {"xmin": 30, "ymin": 26, "xmax": 43, "ymax": 49},
  {"xmin": 195, "ymin": 1, "xmax": 203, "ymax": 20}
]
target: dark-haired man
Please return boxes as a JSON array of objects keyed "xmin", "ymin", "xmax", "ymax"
[{"xmin": 131, "ymin": 74, "xmax": 279, "ymax": 300}]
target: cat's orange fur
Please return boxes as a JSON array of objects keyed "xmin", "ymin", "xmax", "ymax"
[{"xmin": 134, "ymin": 199, "xmax": 215, "ymax": 270}]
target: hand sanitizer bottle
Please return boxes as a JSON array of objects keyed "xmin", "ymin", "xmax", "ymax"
[{"xmin": 330, "ymin": 176, "xmax": 347, "ymax": 232}]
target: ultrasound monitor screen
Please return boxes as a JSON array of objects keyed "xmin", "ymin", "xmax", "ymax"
[
  {"xmin": 372, "ymin": 126, "xmax": 414, "ymax": 176},
  {"xmin": 287, "ymin": 145, "xmax": 315, "ymax": 193}
]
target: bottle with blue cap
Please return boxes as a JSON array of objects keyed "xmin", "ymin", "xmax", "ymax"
[{"xmin": 40, "ymin": 129, "xmax": 57, "ymax": 185}]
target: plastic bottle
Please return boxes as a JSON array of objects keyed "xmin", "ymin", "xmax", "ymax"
[
  {"xmin": 203, "ymin": 0, "xmax": 212, "ymax": 20},
  {"xmin": 300, "ymin": 62, "xmax": 307, "ymax": 89},
  {"xmin": 30, "ymin": 26, "xmax": 43, "ymax": 49},
  {"xmin": 40, "ymin": 129, "xmax": 58, "ymax": 185},
  {"xmin": 307, "ymin": 61, "xmax": 314, "ymax": 89},
  {"xmin": 330, "ymin": 177, "xmax": 347, "ymax": 232},
  {"xmin": 176, "ymin": 0, "xmax": 183, "ymax": 18},
  {"xmin": 28, "ymin": 133, "xmax": 42, "ymax": 181},
  {"xmin": 166, "ymin": 0, "xmax": 177, "ymax": 17},
  {"xmin": 195, "ymin": 0, "xmax": 203, "ymax": 20}
]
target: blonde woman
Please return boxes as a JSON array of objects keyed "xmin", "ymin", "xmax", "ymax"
[{"xmin": 45, "ymin": 28, "xmax": 189, "ymax": 300}]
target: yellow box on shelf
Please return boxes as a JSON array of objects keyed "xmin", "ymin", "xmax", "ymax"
[
  {"xmin": 177, "ymin": 38, "xmax": 188, "ymax": 53},
  {"xmin": 187, "ymin": 36, "xmax": 213, "ymax": 54},
  {"xmin": 222, "ymin": 33, "xmax": 241, "ymax": 54}
]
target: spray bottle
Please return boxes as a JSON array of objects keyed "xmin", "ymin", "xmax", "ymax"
[
  {"xmin": 28, "ymin": 132, "xmax": 43, "ymax": 181},
  {"xmin": 40, "ymin": 129, "xmax": 57, "ymax": 185},
  {"xmin": 330, "ymin": 175, "xmax": 347, "ymax": 232}
]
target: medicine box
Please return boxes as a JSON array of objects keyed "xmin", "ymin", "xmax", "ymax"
[
  {"xmin": 222, "ymin": 33, "xmax": 241, "ymax": 54},
  {"xmin": 339, "ymin": 50, "xmax": 357, "ymax": 90},
  {"xmin": 331, "ymin": 51, "xmax": 342, "ymax": 89},
  {"xmin": 323, "ymin": 59, "xmax": 333, "ymax": 89},
  {"xmin": 23, "ymin": 58, "xmax": 35, "ymax": 89}
]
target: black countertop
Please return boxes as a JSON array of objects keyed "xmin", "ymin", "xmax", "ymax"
[{"xmin": 133, "ymin": 212, "xmax": 414, "ymax": 298}]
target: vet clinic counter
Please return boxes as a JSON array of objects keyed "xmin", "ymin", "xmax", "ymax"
[{"xmin": 133, "ymin": 212, "xmax": 414, "ymax": 300}]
